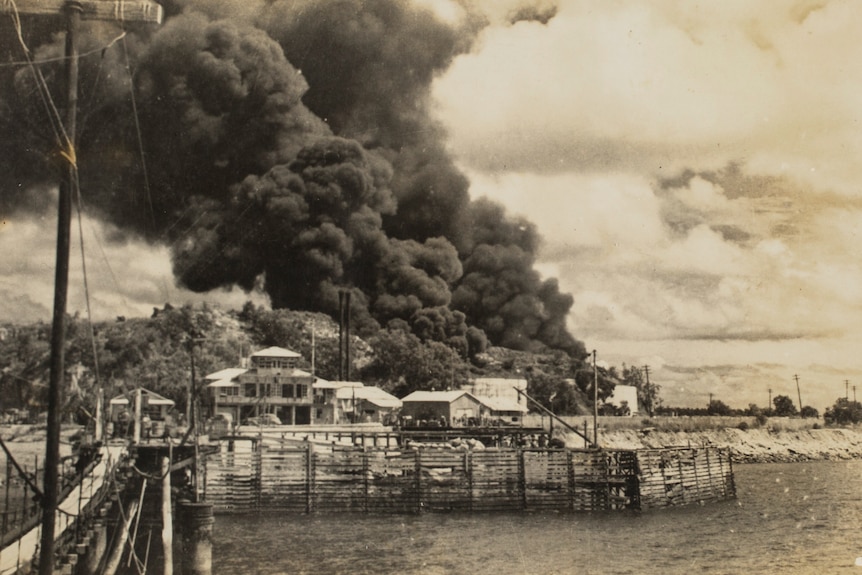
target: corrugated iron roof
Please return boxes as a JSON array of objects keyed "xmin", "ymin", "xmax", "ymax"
[
  {"xmin": 314, "ymin": 379, "xmax": 364, "ymax": 389},
  {"xmin": 475, "ymin": 396, "xmax": 528, "ymax": 413},
  {"xmin": 251, "ymin": 346, "xmax": 301, "ymax": 358},
  {"xmin": 109, "ymin": 388, "xmax": 175, "ymax": 406},
  {"xmin": 401, "ymin": 390, "xmax": 478, "ymax": 403},
  {"xmin": 337, "ymin": 386, "xmax": 402, "ymax": 408},
  {"xmin": 204, "ymin": 367, "xmax": 247, "ymax": 381}
]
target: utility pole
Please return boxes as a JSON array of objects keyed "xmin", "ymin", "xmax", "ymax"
[
  {"xmin": 592, "ymin": 350, "xmax": 598, "ymax": 447},
  {"xmin": 855, "ymin": 386, "xmax": 857, "ymax": 403},
  {"xmin": 643, "ymin": 364, "xmax": 652, "ymax": 417},
  {"xmin": 794, "ymin": 374, "xmax": 803, "ymax": 414},
  {"xmin": 768, "ymin": 388, "xmax": 772, "ymax": 412},
  {"xmin": 0, "ymin": 3, "xmax": 163, "ymax": 574},
  {"xmin": 846, "ymin": 380, "xmax": 850, "ymax": 400}
]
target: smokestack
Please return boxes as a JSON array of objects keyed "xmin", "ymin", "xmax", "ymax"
[
  {"xmin": 338, "ymin": 290, "xmax": 345, "ymax": 381},
  {"xmin": 345, "ymin": 290, "xmax": 351, "ymax": 381}
]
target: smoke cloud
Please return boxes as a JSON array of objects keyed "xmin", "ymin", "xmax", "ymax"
[{"xmin": 0, "ymin": 0, "xmax": 585, "ymax": 357}]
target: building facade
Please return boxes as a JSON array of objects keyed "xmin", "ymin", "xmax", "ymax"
[{"xmin": 206, "ymin": 346, "xmax": 316, "ymax": 425}]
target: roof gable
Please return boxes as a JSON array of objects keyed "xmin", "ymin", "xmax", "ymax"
[
  {"xmin": 109, "ymin": 388, "xmax": 175, "ymax": 406},
  {"xmin": 251, "ymin": 346, "xmax": 301, "ymax": 358},
  {"xmin": 401, "ymin": 390, "xmax": 478, "ymax": 404}
]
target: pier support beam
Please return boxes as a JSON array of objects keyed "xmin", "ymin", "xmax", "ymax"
[
  {"xmin": 162, "ymin": 456, "xmax": 174, "ymax": 575},
  {"xmin": 80, "ymin": 519, "xmax": 106, "ymax": 575},
  {"xmin": 178, "ymin": 500, "xmax": 214, "ymax": 575}
]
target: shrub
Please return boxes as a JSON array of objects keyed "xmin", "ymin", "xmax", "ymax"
[{"xmin": 737, "ymin": 421, "xmax": 749, "ymax": 431}]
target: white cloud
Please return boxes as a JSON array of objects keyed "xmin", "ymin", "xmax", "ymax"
[{"xmin": 0, "ymin": 213, "xmax": 268, "ymax": 323}]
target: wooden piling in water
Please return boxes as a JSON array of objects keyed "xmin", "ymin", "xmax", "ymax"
[
  {"xmin": 161, "ymin": 456, "xmax": 173, "ymax": 575},
  {"xmin": 178, "ymin": 500, "xmax": 214, "ymax": 575}
]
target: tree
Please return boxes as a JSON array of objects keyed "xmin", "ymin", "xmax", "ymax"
[
  {"xmin": 772, "ymin": 395, "xmax": 798, "ymax": 417},
  {"xmin": 360, "ymin": 329, "xmax": 469, "ymax": 397},
  {"xmin": 707, "ymin": 399, "xmax": 733, "ymax": 416},
  {"xmin": 800, "ymin": 405, "xmax": 819, "ymax": 419},
  {"xmin": 621, "ymin": 363, "xmax": 661, "ymax": 416},
  {"xmin": 824, "ymin": 398, "xmax": 862, "ymax": 425}
]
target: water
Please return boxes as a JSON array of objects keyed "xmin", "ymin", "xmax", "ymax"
[{"xmin": 214, "ymin": 461, "xmax": 862, "ymax": 574}]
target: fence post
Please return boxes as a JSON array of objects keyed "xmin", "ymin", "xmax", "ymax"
[
  {"xmin": 566, "ymin": 450, "xmax": 574, "ymax": 512},
  {"xmin": 305, "ymin": 442, "xmax": 313, "ymax": 514},
  {"xmin": 3, "ymin": 459, "xmax": 10, "ymax": 534},
  {"xmin": 518, "ymin": 449, "xmax": 526, "ymax": 511},
  {"xmin": 255, "ymin": 445, "xmax": 262, "ymax": 510},
  {"xmin": 414, "ymin": 450, "xmax": 422, "ymax": 513},
  {"xmin": 362, "ymin": 448, "xmax": 369, "ymax": 513},
  {"xmin": 465, "ymin": 451, "xmax": 473, "ymax": 512}
]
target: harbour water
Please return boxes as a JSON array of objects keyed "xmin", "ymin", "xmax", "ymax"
[{"xmin": 214, "ymin": 460, "xmax": 862, "ymax": 574}]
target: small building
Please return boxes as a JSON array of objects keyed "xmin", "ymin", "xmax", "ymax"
[
  {"xmin": 336, "ymin": 385, "xmax": 401, "ymax": 424},
  {"xmin": 400, "ymin": 390, "xmax": 488, "ymax": 426},
  {"xmin": 312, "ymin": 380, "xmax": 364, "ymax": 424},
  {"xmin": 468, "ymin": 377, "xmax": 528, "ymax": 411},
  {"xmin": 109, "ymin": 388, "xmax": 175, "ymax": 423},
  {"xmin": 475, "ymin": 396, "xmax": 527, "ymax": 425}
]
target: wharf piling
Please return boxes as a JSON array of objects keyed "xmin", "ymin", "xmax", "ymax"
[{"xmin": 177, "ymin": 501, "xmax": 214, "ymax": 575}]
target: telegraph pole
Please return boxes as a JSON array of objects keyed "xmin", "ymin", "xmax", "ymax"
[
  {"xmin": 846, "ymin": 380, "xmax": 850, "ymax": 400},
  {"xmin": 592, "ymin": 350, "xmax": 598, "ymax": 447},
  {"xmin": 643, "ymin": 364, "xmax": 652, "ymax": 417},
  {"xmin": 768, "ymin": 388, "xmax": 772, "ymax": 412},
  {"xmin": 794, "ymin": 374, "xmax": 803, "ymax": 414},
  {"xmin": 0, "ymin": 3, "xmax": 163, "ymax": 573}
]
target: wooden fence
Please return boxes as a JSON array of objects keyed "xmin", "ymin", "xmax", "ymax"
[{"xmin": 203, "ymin": 442, "xmax": 735, "ymax": 514}]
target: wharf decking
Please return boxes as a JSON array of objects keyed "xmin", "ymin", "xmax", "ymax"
[{"xmin": 203, "ymin": 441, "xmax": 735, "ymax": 514}]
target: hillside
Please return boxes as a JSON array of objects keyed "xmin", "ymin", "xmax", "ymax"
[{"xmin": 0, "ymin": 303, "xmax": 598, "ymax": 420}]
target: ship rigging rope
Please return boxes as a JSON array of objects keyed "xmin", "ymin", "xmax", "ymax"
[
  {"xmin": 5, "ymin": 0, "xmax": 67, "ymax": 158},
  {"xmin": 0, "ymin": 31, "xmax": 127, "ymax": 69},
  {"xmin": 121, "ymin": 31, "xmax": 157, "ymax": 230}
]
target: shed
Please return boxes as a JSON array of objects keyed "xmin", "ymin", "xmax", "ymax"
[
  {"xmin": 400, "ymin": 390, "xmax": 486, "ymax": 426},
  {"xmin": 475, "ymin": 396, "xmax": 528, "ymax": 424},
  {"xmin": 109, "ymin": 388, "xmax": 175, "ymax": 422},
  {"xmin": 336, "ymin": 386, "xmax": 401, "ymax": 423}
]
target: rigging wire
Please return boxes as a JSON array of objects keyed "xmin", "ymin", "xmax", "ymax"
[
  {"xmin": 121, "ymin": 31, "xmax": 157, "ymax": 230},
  {"xmin": 0, "ymin": 32, "xmax": 127, "ymax": 69},
  {"xmin": 5, "ymin": 0, "xmax": 66, "ymax": 155}
]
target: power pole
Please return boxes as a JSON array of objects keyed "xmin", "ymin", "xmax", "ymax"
[
  {"xmin": 794, "ymin": 374, "xmax": 803, "ymax": 414},
  {"xmin": 0, "ymin": 3, "xmax": 163, "ymax": 574},
  {"xmin": 592, "ymin": 350, "xmax": 598, "ymax": 447},
  {"xmin": 768, "ymin": 388, "xmax": 772, "ymax": 412},
  {"xmin": 643, "ymin": 364, "xmax": 652, "ymax": 417},
  {"xmin": 846, "ymin": 380, "xmax": 850, "ymax": 400}
]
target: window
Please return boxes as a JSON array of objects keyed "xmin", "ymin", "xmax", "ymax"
[
  {"xmin": 296, "ymin": 385, "xmax": 307, "ymax": 399},
  {"xmin": 245, "ymin": 384, "xmax": 257, "ymax": 397},
  {"xmin": 282, "ymin": 384, "xmax": 294, "ymax": 398}
]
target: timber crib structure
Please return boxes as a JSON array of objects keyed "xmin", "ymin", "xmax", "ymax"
[{"xmin": 203, "ymin": 440, "xmax": 736, "ymax": 513}]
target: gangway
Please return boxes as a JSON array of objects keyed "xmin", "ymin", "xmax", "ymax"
[{"xmin": 0, "ymin": 444, "xmax": 126, "ymax": 575}]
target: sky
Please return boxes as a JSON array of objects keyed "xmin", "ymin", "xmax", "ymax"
[{"xmin": 3, "ymin": 0, "xmax": 862, "ymax": 410}]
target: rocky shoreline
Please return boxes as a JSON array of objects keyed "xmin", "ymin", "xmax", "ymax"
[{"xmin": 586, "ymin": 427, "xmax": 862, "ymax": 464}]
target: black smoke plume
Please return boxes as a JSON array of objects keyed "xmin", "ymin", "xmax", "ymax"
[{"xmin": 0, "ymin": 0, "xmax": 584, "ymax": 357}]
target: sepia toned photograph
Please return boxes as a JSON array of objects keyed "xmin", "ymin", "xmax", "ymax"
[{"xmin": 1, "ymin": 1, "xmax": 861, "ymax": 574}]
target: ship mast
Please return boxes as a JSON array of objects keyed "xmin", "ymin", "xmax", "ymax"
[{"xmin": 0, "ymin": 2, "xmax": 161, "ymax": 573}]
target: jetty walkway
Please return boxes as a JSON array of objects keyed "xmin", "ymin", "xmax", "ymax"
[{"xmin": 0, "ymin": 444, "xmax": 125, "ymax": 575}]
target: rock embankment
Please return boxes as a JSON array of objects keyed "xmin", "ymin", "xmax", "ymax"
[{"xmin": 581, "ymin": 427, "xmax": 862, "ymax": 464}]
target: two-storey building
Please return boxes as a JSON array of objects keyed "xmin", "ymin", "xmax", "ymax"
[{"xmin": 205, "ymin": 346, "xmax": 316, "ymax": 425}]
